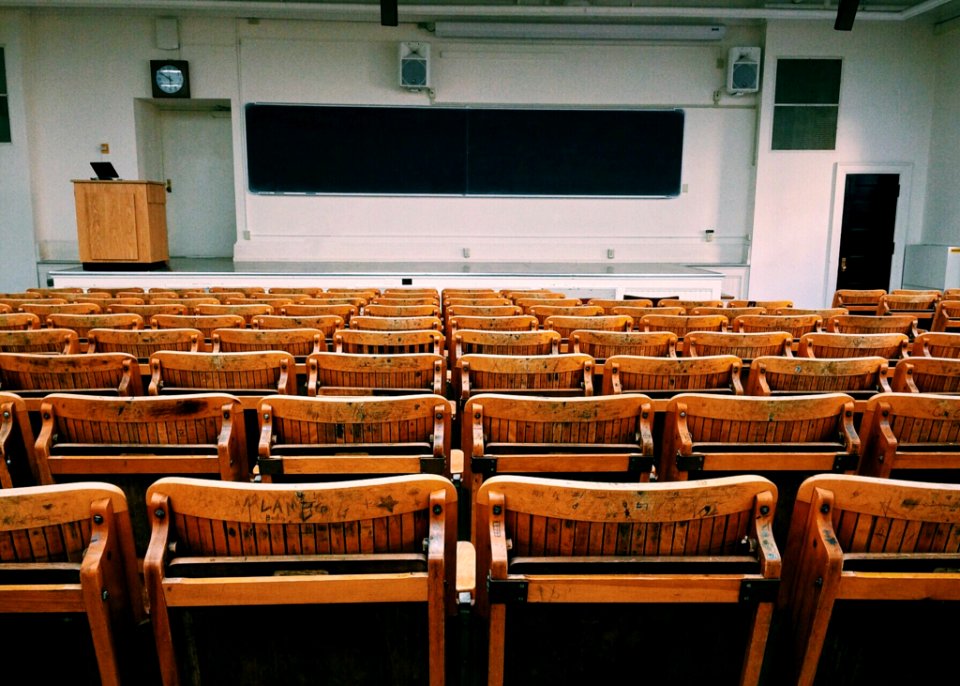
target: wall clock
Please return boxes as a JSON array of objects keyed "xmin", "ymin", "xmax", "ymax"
[{"xmin": 150, "ymin": 60, "xmax": 190, "ymax": 99}]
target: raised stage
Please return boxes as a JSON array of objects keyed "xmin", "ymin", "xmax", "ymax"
[{"xmin": 49, "ymin": 259, "xmax": 725, "ymax": 299}]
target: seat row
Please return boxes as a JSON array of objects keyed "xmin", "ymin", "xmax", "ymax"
[{"xmin": 3, "ymin": 470, "xmax": 959, "ymax": 686}]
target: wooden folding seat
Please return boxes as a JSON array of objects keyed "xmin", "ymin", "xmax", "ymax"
[
  {"xmin": 475, "ymin": 474, "xmax": 781, "ymax": 686},
  {"xmin": 831, "ymin": 289, "xmax": 886, "ymax": 314},
  {"xmin": 781, "ymin": 474, "xmax": 960, "ymax": 685},
  {"xmin": 60, "ymin": 295, "xmax": 145, "ymax": 309},
  {"xmin": 268, "ymin": 286, "xmax": 324, "ymax": 296},
  {"xmin": 212, "ymin": 327, "xmax": 325, "ymax": 358},
  {"xmin": 458, "ymin": 353, "xmax": 595, "ymax": 404},
  {"xmin": 454, "ymin": 329, "xmax": 561, "ymax": 359},
  {"xmin": 856, "ymin": 392, "xmax": 960, "ymax": 478},
  {"xmin": 364, "ymin": 303, "xmax": 441, "ymax": 318},
  {"xmin": 527, "ymin": 304, "xmax": 603, "ymax": 327},
  {"xmin": 612, "ymin": 305, "xmax": 685, "ymax": 320},
  {"xmin": 256, "ymin": 394, "xmax": 453, "ymax": 481},
  {"xmin": 223, "ymin": 296, "xmax": 298, "ymax": 308},
  {"xmin": 350, "ymin": 315, "xmax": 443, "ymax": 331},
  {"xmin": 151, "ymin": 297, "xmax": 221, "ymax": 314},
  {"xmin": 732, "ymin": 313, "xmax": 823, "ymax": 338},
  {"xmin": 930, "ymin": 299, "xmax": 960, "ymax": 332},
  {"xmin": 773, "ymin": 307, "xmax": 848, "ymax": 318},
  {"xmin": 891, "ymin": 288, "xmax": 942, "ymax": 297},
  {"xmin": 17, "ymin": 302, "xmax": 101, "ymax": 326},
  {"xmin": 0, "ymin": 328, "xmax": 80, "ymax": 354},
  {"xmin": 638, "ymin": 313, "xmax": 728, "ymax": 338},
  {"xmin": 334, "ymin": 328, "xmax": 444, "ymax": 355},
  {"xmin": 746, "ymin": 355, "xmax": 891, "ymax": 399},
  {"xmin": 571, "ymin": 330, "xmax": 677, "ymax": 362},
  {"xmin": 890, "ymin": 356, "xmax": 960, "ymax": 394},
  {"xmin": 683, "ymin": 330, "xmax": 793, "ymax": 362},
  {"xmin": 797, "ymin": 331, "xmax": 909, "ymax": 360},
  {"xmin": 463, "ymin": 394, "xmax": 656, "ymax": 516},
  {"xmin": 660, "ymin": 392, "xmax": 859, "ymax": 484},
  {"xmin": 0, "ymin": 481, "xmax": 143, "ymax": 686},
  {"xmin": 382, "ymin": 287, "xmax": 439, "ymax": 297},
  {"xmin": 878, "ymin": 292, "xmax": 940, "ymax": 328},
  {"xmin": 448, "ymin": 314, "xmax": 538, "ymax": 335},
  {"xmin": 0, "ymin": 297, "xmax": 67, "ymax": 311},
  {"xmin": 442, "ymin": 298, "xmax": 513, "ymax": 310},
  {"xmin": 196, "ymin": 302, "xmax": 274, "ymax": 324},
  {"xmin": 25, "ymin": 287, "xmax": 83, "ymax": 295},
  {"xmin": 688, "ymin": 305, "xmax": 766, "ymax": 322},
  {"xmin": 145, "ymin": 474, "xmax": 456, "ymax": 686},
  {"xmin": 0, "ymin": 304, "xmax": 9, "ymax": 314},
  {"xmin": 308, "ymin": 352, "xmax": 445, "ymax": 396},
  {"xmin": 0, "ymin": 352, "xmax": 142, "ymax": 398},
  {"xmin": 515, "ymin": 297, "xmax": 581, "ymax": 313},
  {"xmin": 912, "ymin": 331, "xmax": 960, "ymax": 358},
  {"xmin": 601, "ymin": 354, "xmax": 743, "ymax": 396},
  {"xmin": 280, "ymin": 303, "xmax": 357, "ymax": 325},
  {"xmin": 827, "ymin": 313, "xmax": 919, "ymax": 339},
  {"xmin": 0, "ymin": 391, "xmax": 36, "ymax": 486},
  {"xmin": 323, "ymin": 287, "xmax": 380, "ymax": 298},
  {"xmin": 207, "ymin": 286, "xmax": 265, "ymax": 295},
  {"xmin": 586, "ymin": 297, "xmax": 652, "ymax": 313},
  {"xmin": 147, "ymin": 287, "xmax": 193, "ymax": 295},
  {"xmin": 657, "ymin": 298, "xmax": 725, "ymax": 310},
  {"xmin": 149, "ymin": 350, "xmax": 297, "ymax": 396},
  {"xmin": 442, "ymin": 288, "xmax": 497, "ymax": 298},
  {"xmin": 253, "ymin": 314, "xmax": 345, "ymax": 340},
  {"xmin": 88, "ymin": 286, "xmax": 145, "ymax": 296},
  {"xmin": 151, "ymin": 314, "xmax": 245, "ymax": 350},
  {"xmin": 370, "ymin": 296, "xmax": 441, "ymax": 307},
  {"xmin": 46, "ymin": 312, "xmax": 144, "ymax": 343},
  {"xmin": 726, "ymin": 299, "xmax": 794, "ymax": 309},
  {"xmin": 543, "ymin": 314, "xmax": 633, "ymax": 343},
  {"xmin": 86, "ymin": 328, "xmax": 202, "ymax": 361},
  {"xmin": 298, "ymin": 296, "xmax": 369, "ymax": 310},
  {"xmin": 444, "ymin": 305, "xmax": 521, "ymax": 333},
  {"xmin": 106, "ymin": 303, "xmax": 188, "ymax": 320}
]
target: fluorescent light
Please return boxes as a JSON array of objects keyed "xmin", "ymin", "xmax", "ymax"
[{"xmin": 432, "ymin": 22, "xmax": 727, "ymax": 41}]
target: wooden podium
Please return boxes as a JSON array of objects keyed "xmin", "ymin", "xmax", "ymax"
[{"xmin": 73, "ymin": 180, "xmax": 170, "ymax": 270}]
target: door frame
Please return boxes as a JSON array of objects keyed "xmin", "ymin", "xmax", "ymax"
[{"xmin": 825, "ymin": 162, "xmax": 912, "ymax": 299}]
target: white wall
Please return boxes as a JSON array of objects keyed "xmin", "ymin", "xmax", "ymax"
[
  {"xmin": 749, "ymin": 20, "xmax": 936, "ymax": 307},
  {"xmin": 0, "ymin": 10, "xmax": 39, "ymax": 290},
  {"xmin": 922, "ymin": 23, "xmax": 960, "ymax": 246}
]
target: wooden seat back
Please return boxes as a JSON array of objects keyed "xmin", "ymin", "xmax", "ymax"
[
  {"xmin": 297, "ymin": 296, "xmax": 368, "ymax": 310},
  {"xmin": 612, "ymin": 305, "xmax": 685, "ymax": 320},
  {"xmin": 586, "ymin": 297, "xmax": 653, "ymax": 313},
  {"xmin": 46, "ymin": 313, "xmax": 144, "ymax": 341},
  {"xmin": 0, "ymin": 352, "xmax": 142, "ymax": 397},
  {"xmin": 196, "ymin": 303, "xmax": 274, "ymax": 324},
  {"xmin": 797, "ymin": 331, "xmax": 909, "ymax": 360},
  {"xmin": 688, "ymin": 306, "xmax": 766, "ymax": 321},
  {"xmin": 726, "ymin": 299, "xmax": 794, "ymax": 309},
  {"xmin": 212, "ymin": 327, "xmax": 325, "ymax": 358},
  {"xmin": 827, "ymin": 313, "xmax": 918, "ymax": 338},
  {"xmin": 773, "ymin": 307, "xmax": 848, "ymax": 318},
  {"xmin": 475, "ymin": 474, "xmax": 780, "ymax": 686},
  {"xmin": 253, "ymin": 314, "xmax": 345, "ymax": 339},
  {"xmin": 746, "ymin": 355, "xmax": 890, "ymax": 398},
  {"xmin": 0, "ymin": 328, "xmax": 80, "ymax": 354},
  {"xmin": 683, "ymin": 330, "xmax": 794, "ymax": 361},
  {"xmin": 365, "ymin": 303, "xmax": 441, "ymax": 318},
  {"xmin": 890, "ymin": 356, "xmax": 960, "ymax": 394},
  {"xmin": 458, "ymin": 353, "xmax": 595, "ymax": 403},
  {"xmin": 543, "ymin": 314, "xmax": 633, "ymax": 341},
  {"xmin": 878, "ymin": 293, "xmax": 939, "ymax": 325},
  {"xmin": 831, "ymin": 288, "xmax": 885, "ymax": 314},
  {"xmin": 858, "ymin": 393, "xmax": 960, "ymax": 478},
  {"xmin": 601, "ymin": 354, "xmax": 743, "ymax": 397},
  {"xmin": 268, "ymin": 286, "xmax": 324, "ymax": 297},
  {"xmin": 334, "ymin": 328, "xmax": 444, "ymax": 355},
  {"xmin": 515, "ymin": 297, "xmax": 581, "ymax": 313},
  {"xmin": 349, "ymin": 315, "xmax": 443, "ymax": 331},
  {"xmin": 149, "ymin": 350, "xmax": 297, "ymax": 396},
  {"xmin": 0, "ymin": 391, "xmax": 36, "ymax": 487},
  {"xmin": 370, "ymin": 296, "xmax": 441, "ymax": 307},
  {"xmin": 463, "ymin": 394, "xmax": 656, "ymax": 510},
  {"xmin": 912, "ymin": 331, "xmax": 960, "ymax": 358},
  {"xmin": 444, "ymin": 304, "xmax": 520, "ymax": 321},
  {"xmin": 454, "ymin": 329, "xmax": 561, "ymax": 359},
  {"xmin": 732, "ymin": 314, "xmax": 823, "ymax": 338},
  {"xmin": 208, "ymin": 285, "xmax": 266, "ymax": 295},
  {"xmin": 657, "ymin": 298, "xmax": 725, "ymax": 309},
  {"xmin": 571, "ymin": 330, "xmax": 677, "ymax": 361},
  {"xmin": 307, "ymin": 352, "xmax": 445, "ymax": 396},
  {"xmin": 223, "ymin": 296, "xmax": 299, "ymax": 308},
  {"xmin": 145, "ymin": 474, "xmax": 456, "ymax": 686},
  {"xmin": 660, "ymin": 392, "xmax": 859, "ymax": 482},
  {"xmin": 528, "ymin": 305, "xmax": 603, "ymax": 327},
  {"xmin": 280, "ymin": 303, "xmax": 358, "ymax": 325},
  {"xmin": 34, "ymin": 392, "xmax": 248, "ymax": 485},
  {"xmin": 86, "ymin": 328, "xmax": 201, "ymax": 360},
  {"xmin": 639, "ymin": 314, "xmax": 728, "ymax": 338},
  {"xmin": 782, "ymin": 474, "xmax": 960, "ymax": 685},
  {"xmin": 151, "ymin": 314, "xmax": 245, "ymax": 349},
  {"xmin": 105, "ymin": 303, "xmax": 188, "ymax": 320},
  {"xmin": 257, "ymin": 394, "xmax": 452, "ymax": 480},
  {"xmin": 931, "ymin": 299, "xmax": 960, "ymax": 332},
  {"xmin": 17, "ymin": 302, "xmax": 101, "ymax": 325},
  {"xmin": 0, "ymin": 481, "xmax": 143, "ymax": 685}
]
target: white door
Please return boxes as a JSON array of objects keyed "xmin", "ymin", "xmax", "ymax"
[{"xmin": 159, "ymin": 109, "xmax": 236, "ymax": 258}]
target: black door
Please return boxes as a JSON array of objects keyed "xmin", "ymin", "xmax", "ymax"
[{"xmin": 836, "ymin": 173, "xmax": 899, "ymax": 290}]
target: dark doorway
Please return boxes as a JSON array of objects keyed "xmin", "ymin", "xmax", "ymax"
[{"xmin": 836, "ymin": 173, "xmax": 899, "ymax": 290}]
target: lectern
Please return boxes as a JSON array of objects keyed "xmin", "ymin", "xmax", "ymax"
[{"xmin": 73, "ymin": 180, "xmax": 169, "ymax": 270}]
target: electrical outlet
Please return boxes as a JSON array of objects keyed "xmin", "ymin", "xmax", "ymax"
[
  {"xmin": 463, "ymin": 248, "xmax": 471, "ymax": 258},
  {"xmin": 607, "ymin": 249, "xmax": 615, "ymax": 259},
  {"xmin": 100, "ymin": 143, "xmax": 110, "ymax": 154}
]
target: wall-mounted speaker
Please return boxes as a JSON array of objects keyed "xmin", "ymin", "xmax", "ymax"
[
  {"xmin": 727, "ymin": 46, "xmax": 762, "ymax": 95},
  {"xmin": 399, "ymin": 42, "xmax": 431, "ymax": 91}
]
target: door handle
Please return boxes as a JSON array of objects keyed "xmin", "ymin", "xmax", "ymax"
[
  {"xmin": 166, "ymin": 178, "xmax": 172, "ymax": 193},
  {"xmin": 840, "ymin": 257, "xmax": 847, "ymax": 272}
]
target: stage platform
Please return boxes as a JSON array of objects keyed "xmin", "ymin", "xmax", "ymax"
[{"xmin": 50, "ymin": 258, "xmax": 725, "ymax": 299}]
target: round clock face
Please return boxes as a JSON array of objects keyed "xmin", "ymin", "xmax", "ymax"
[{"xmin": 155, "ymin": 65, "xmax": 185, "ymax": 94}]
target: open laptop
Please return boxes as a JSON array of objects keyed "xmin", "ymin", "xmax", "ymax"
[{"xmin": 90, "ymin": 161, "xmax": 120, "ymax": 180}]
